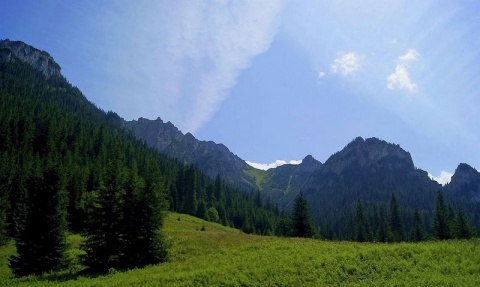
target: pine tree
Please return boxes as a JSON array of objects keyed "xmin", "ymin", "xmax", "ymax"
[
  {"xmin": 389, "ymin": 194, "xmax": 405, "ymax": 242},
  {"xmin": 453, "ymin": 207, "xmax": 472, "ymax": 239},
  {"xmin": 0, "ymin": 173, "xmax": 9, "ymax": 245},
  {"xmin": 291, "ymin": 192, "xmax": 316, "ymax": 238},
  {"xmin": 9, "ymin": 162, "xmax": 68, "ymax": 276},
  {"xmin": 433, "ymin": 190, "xmax": 451, "ymax": 240},
  {"xmin": 375, "ymin": 206, "xmax": 389, "ymax": 242},
  {"xmin": 81, "ymin": 160, "xmax": 126, "ymax": 272},
  {"xmin": 183, "ymin": 165, "xmax": 198, "ymax": 216},
  {"xmin": 119, "ymin": 161, "xmax": 167, "ymax": 269},
  {"xmin": 410, "ymin": 210, "xmax": 426, "ymax": 242},
  {"xmin": 353, "ymin": 200, "xmax": 371, "ymax": 242}
]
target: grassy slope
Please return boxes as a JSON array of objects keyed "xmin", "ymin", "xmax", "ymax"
[{"xmin": 1, "ymin": 213, "xmax": 480, "ymax": 286}]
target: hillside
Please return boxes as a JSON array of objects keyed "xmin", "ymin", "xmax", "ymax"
[
  {"xmin": 0, "ymin": 37, "xmax": 286, "ymax": 257},
  {"xmin": 1, "ymin": 213, "xmax": 479, "ymax": 286}
]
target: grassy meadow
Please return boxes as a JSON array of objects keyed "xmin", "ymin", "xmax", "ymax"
[{"xmin": 1, "ymin": 213, "xmax": 480, "ymax": 286}]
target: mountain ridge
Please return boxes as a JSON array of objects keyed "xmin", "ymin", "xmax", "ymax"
[
  {"xmin": 0, "ymin": 39, "xmax": 61, "ymax": 78},
  {"xmin": 5, "ymin": 39, "xmax": 480, "ymax": 237}
]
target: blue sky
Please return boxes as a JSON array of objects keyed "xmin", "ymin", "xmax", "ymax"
[{"xmin": 2, "ymin": 0, "xmax": 480, "ymax": 184}]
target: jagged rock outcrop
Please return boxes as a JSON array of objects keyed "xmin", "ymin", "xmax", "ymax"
[
  {"xmin": 124, "ymin": 117, "xmax": 257, "ymax": 190},
  {"xmin": 446, "ymin": 163, "xmax": 480, "ymax": 203},
  {"xmin": 0, "ymin": 39, "xmax": 61, "ymax": 78}
]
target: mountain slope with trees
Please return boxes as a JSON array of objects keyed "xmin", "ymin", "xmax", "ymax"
[{"xmin": 0, "ymin": 39, "xmax": 287, "ymax": 276}]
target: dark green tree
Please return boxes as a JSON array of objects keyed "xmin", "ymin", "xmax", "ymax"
[
  {"xmin": 374, "ymin": 206, "xmax": 389, "ymax": 242},
  {"xmin": 0, "ymin": 169, "xmax": 10, "ymax": 245},
  {"xmin": 410, "ymin": 210, "xmax": 426, "ymax": 242},
  {"xmin": 389, "ymin": 194, "xmax": 405, "ymax": 242},
  {"xmin": 81, "ymin": 160, "xmax": 126, "ymax": 272},
  {"xmin": 290, "ymin": 192, "xmax": 316, "ymax": 238},
  {"xmin": 433, "ymin": 190, "xmax": 451, "ymax": 240},
  {"xmin": 453, "ymin": 207, "xmax": 472, "ymax": 239},
  {"xmin": 353, "ymin": 200, "xmax": 371, "ymax": 242},
  {"xmin": 120, "ymin": 160, "xmax": 167, "ymax": 269},
  {"xmin": 9, "ymin": 162, "xmax": 68, "ymax": 276},
  {"xmin": 183, "ymin": 166, "xmax": 198, "ymax": 216}
]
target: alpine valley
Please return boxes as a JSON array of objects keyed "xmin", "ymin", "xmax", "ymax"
[{"xmin": 1, "ymin": 39, "xmax": 480, "ymax": 244}]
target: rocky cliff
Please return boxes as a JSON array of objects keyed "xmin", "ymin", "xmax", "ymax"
[
  {"xmin": 124, "ymin": 117, "xmax": 257, "ymax": 191},
  {"xmin": 0, "ymin": 39, "xmax": 61, "ymax": 78}
]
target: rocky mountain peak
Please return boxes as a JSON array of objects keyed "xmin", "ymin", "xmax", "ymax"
[
  {"xmin": 299, "ymin": 155, "xmax": 322, "ymax": 173},
  {"xmin": 0, "ymin": 39, "xmax": 61, "ymax": 78},
  {"xmin": 324, "ymin": 137, "xmax": 414, "ymax": 175},
  {"xmin": 450, "ymin": 163, "xmax": 480, "ymax": 186}
]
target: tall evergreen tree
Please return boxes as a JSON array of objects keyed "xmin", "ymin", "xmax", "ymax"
[
  {"xmin": 0, "ymin": 169, "xmax": 10, "ymax": 245},
  {"xmin": 374, "ymin": 206, "xmax": 389, "ymax": 242},
  {"xmin": 433, "ymin": 190, "xmax": 451, "ymax": 240},
  {"xmin": 120, "ymin": 160, "xmax": 167, "ymax": 269},
  {"xmin": 183, "ymin": 165, "xmax": 198, "ymax": 216},
  {"xmin": 453, "ymin": 207, "xmax": 472, "ymax": 239},
  {"xmin": 389, "ymin": 194, "xmax": 405, "ymax": 242},
  {"xmin": 353, "ymin": 200, "xmax": 371, "ymax": 242},
  {"xmin": 291, "ymin": 192, "xmax": 316, "ymax": 238},
  {"xmin": 9, "ymin": 161, "xmax": 68, "ymax": 276},
  {"xmin": 410, "ymin": 210, "xmax": 426, "ymax": 242},
  {"xmin": 81, "ymin": 160, "xmax": 126, "ymax": 272}
]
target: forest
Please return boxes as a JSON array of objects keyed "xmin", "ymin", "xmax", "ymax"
[{"xmin": 0, "ymin": 59, "xmax": 286, "ymax": 276}]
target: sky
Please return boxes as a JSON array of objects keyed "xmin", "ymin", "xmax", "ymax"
[{"xmin": 2, "ymin": 0, "xmax": 480, "ymax": 184}]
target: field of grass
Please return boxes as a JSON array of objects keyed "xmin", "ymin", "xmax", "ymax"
[{"xmin": 1, "ymin": 212, "xmax": 480, "ymax": 286}]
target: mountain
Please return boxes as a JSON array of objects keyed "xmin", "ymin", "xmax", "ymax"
[
  {"xmin": 447, "ymin": 163, "xmax": 480, "ymax": 201},
  {"xmin": 257, "ymin": 155, "xmax": 322, "ymax": 208},
  {"xmin": 298, "ymin": 137, "xmax": 440, "ymax": 236},
  {"xmin": 0, "ymin": 39, "xmax": 286, "ymax": 245},
  {"xmin": 6, "ymin": 39, "xmax": 480, "ymax": 240},
  {"xmin": 124, "ymin": 117, "xmax": 257, "ymax": 191},
  {"xmin": 0, "ymin": 39, "xmax": 61, "ymax": 78},
  {"xmin": 445, "ymin": 163, "xmax": 480, "ymax": 224}
]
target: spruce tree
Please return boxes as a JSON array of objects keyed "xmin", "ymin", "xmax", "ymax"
[
  {"xmin": 433, "ymin": 190, "xmax": 451, "ymax": 240},
  {"xmin": 291, "ymin": 192, "xmax": 316, "ymax": 238},
  {"xmin": 375, "ymin": 206, "xmax": 389, "ymax": 242},
  {"xmin": 389, "ymin": 194, "xmax": 405, "ymax": 242},
  {"xmin": 354, "ymin": 200, "xmax": 371, "ymax": 242},
  {"xmin": 410, "ymin": 210, "xmax": 426, "ymax": 242},
  {"xmin": 0, "ymin": 175, "xmax": 9, "ymax": 245},
  {"xmin": 0, "ymin": 154, "xmax": 10, "ymax": 245},
  {"xmin": 119, "ymin": 161, "xmax": 167, "ymax": 269},
  {"xmin": 81, "ymin": 160, "xmax": 126, "ymax": 272},
  {"xmin": 453, "ymin": 207, "xmax": 472, "ymax": 239},
  {"xmin": 9, "ymin": 162, "xmax": 68, "ymax": 276}
]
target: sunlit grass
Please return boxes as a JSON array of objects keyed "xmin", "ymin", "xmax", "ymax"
[{"xmin": 1, "ymin": 212, "xmax": 480, "ymax": 286}]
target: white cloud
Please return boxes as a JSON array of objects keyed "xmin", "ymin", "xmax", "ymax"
[
  {"xmin": 331, "ymin": 52, "xmax": 361, "ymax": 75},
  {"xmin": 387, "ymin": 49, "xmax": 420, "ymax": 92},
  {"xmin": 159, "ymin": 1, "xmax": 286, "ymax": 133},
  {"xmin": 246, "ymin": 159, "xmax": 302, "ymax": 170},
  {"xmin": 317, "ymin": 71, "xmax": 326, "ymax": 78},
  {"xmin": 428, "ymin": 171, "xmax": 453, "ymax": 185}
]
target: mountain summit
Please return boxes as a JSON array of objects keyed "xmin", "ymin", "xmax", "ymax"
[{"xmin": 0, "ymin": 39, "xmax": 61, "ymax": 78}]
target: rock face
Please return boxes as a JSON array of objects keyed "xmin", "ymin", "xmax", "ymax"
[
  {"xmin": 0, "ymin": 39, "xmax": 61, "ymax": 78},
  {"xmin": 446, "ymin": 163, "xmax": 480, "ymax": 203},
  {"xmin": 124, "ymin": 117, "xmax": 257, "ymax": 190},
  {"xmin": 321, "ymin": 137, "xmax": 415, "ymax": 176}
]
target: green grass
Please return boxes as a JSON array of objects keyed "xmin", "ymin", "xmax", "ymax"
[
  {"xmin": 1, "ymin": 213, "xmax": 480, "ymax": 286},
  {"xmin": 243, "ymin": 168, "xmax": 267, "ymax": 190}
]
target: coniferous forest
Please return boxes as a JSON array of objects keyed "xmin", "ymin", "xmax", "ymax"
[{"xmin": 0, "ymin": 57, "xmax": 286, "ymax": 276}]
